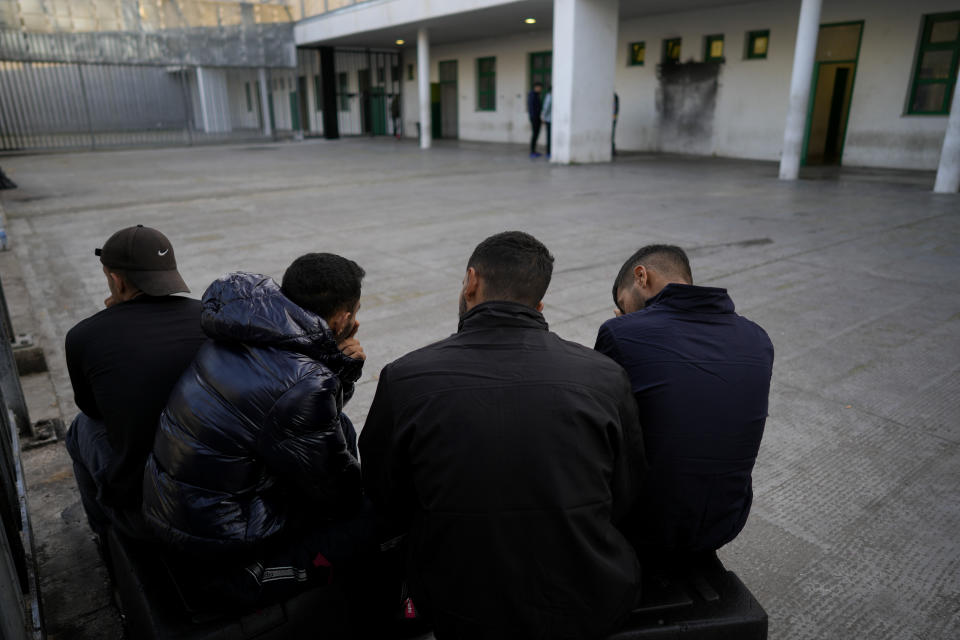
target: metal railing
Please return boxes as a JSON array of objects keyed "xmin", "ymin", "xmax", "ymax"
[{"xmin": 0, "ymin": 273, "xmax": 40, "ymax": 640}]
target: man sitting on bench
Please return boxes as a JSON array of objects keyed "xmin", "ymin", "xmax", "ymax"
[
  {"xmin": 65, "ymin": 226, "xmax": 206, "ymax": 540},
  {"xmin": 595, "ymin": 245, "xmax": 774, "ymax": 567},
  {"xmin": 142, "ymin": 254, "xmax": 375, "ymax": 611},
  {"xmin": 361, "ymin": 231, "xmax": 646, "ymax": 639}
]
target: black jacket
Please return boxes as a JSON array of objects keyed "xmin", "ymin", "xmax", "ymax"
[
  {"xmin": 142, "ymin": 273, "xmax": 363, "ymax": 555},
  {"xmin": 361, "ymin": 302, "xmax": 644, "ymax": 640},
  {"xmin": 595, "ymin": 284, "xmax": 774, "ymax": 556}
]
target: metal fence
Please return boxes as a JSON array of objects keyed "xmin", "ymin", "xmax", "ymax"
[
  {"xmin": 0, "ymin": 61, "xmax": 273, "ymax": 151},
  {"xmin": 332, "ymin": 49, "xmax": 401, "ymax": 137},
  {"xmin": 0, "ymin": 273, "xmax": 40, "ymax": 640}
]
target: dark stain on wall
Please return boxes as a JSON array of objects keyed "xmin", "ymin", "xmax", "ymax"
[{"xmin": 656, "ymin": 61, "xmax": 721, "ymax": 153}]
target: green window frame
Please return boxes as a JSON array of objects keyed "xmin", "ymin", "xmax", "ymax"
[
  {"xmin": 705, "ymin": 34, "xmax": 725, "ymax": 62},
  {"xmin": 477, "ymin": 57, "xmax": 496, "ymax": 111},
  {"xmin": 746, "ymin": 30, "xmax": 769, "ymax": 59},
  {"xmin": 407, "ymin": 64, "xmax": 414, "ymax": 80},
  {"xmin": 529, "ymin": 51, "xmax": 552, "ymax": 90},
  {"xmin": 244, "ymin": 82, "xmax": 252, "ymax": 112},
  {"xmin": 907, "ymin": 12, "xmax": 960, "ymax": 114},
  {"xmin": 337, "ymin": 72, "xmax": 349, "ymax": 111},
  {"xmin": 314, "ymin": 75, "xmax": 322, "ymax": 110},
  {"xmin": 663, "ymin": 38, "xmax": 681, "ymax": 64},
  {"xmin": 628, "ymin": 41, "xmax": 645, "ymax": 66}
]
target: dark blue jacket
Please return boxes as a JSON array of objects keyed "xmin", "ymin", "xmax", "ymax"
[
  {"xmin": 595, "ymin": 284, "xmax": 773, "ymax": 555},
  {"xmin": 142, "ymin": 272, "xmax": 363, "ymax": 555},
  {"xmin": 527, "ymin": 90, "xmax": 542, "ymax": 122}
]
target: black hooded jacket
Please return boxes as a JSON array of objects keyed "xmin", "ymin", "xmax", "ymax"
[
  {"xmin": 142, "ymin": 272, "xmax": 363, "ymax": 555},
  {"xmin": 360, "ymin": 301, "xmax": 645, "ymax": 640}
]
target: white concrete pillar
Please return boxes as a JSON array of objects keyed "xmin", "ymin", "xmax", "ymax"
[
  {"xmin": 933, "ymin": 80, "xmax": 960, "ymax": 193},
  {"xmin": 779, "ymin": 0, "xmax": 822, "ymax": 180},
  {"xmin": 258, "ymin": 68, "xmax": 272, "ymax": 137},
  {"xmin": 196, "ymin": 66, "xmax": 212, "ymax": 133},
  {"xmin": 551, "ymin": 0, "xmax": 619, "ymax": 164},
  {"xmin": 417, "ymin": 27, "xmax": 432, "ymax": 150}
]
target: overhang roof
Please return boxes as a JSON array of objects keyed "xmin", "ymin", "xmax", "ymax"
[{"xmin": 295, "ymin": 0, "xmax": 763, "ymax": 49}]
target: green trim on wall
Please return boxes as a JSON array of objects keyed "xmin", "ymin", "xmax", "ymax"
[{"xmin": 907, "ymin": 11, "xmax": 960, "ymax": 115}]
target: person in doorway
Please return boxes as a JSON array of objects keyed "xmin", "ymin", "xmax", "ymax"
[
  {"xmin": 65, "ymin": 225, "xmax": 206, "ymax": 539},
  {"xmin": 541, "ymin": 86, "xmax": 552, "ymax": 159},
  {"xmin": 595, "ymin": 245, "xmax": 774, "ymax": 568},
  {"xmin": 141, "ymin": 254, "xmax": 379, "ymax": 613},
  {"xmin": 391, "ymin": 94, "xmax": 402, "ymax": 139},
  {"xmin": 612, "ymin": 92, "xmax": 620, "ymax": 157},
  {"xmin": 527, "ymin": 82, "xmax": 544, "ymax": 158},
  {"xmin": 361, "ymin": 231, "xmax": 645, "ymax": 640}
]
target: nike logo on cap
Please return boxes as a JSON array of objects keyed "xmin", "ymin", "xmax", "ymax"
[{"xmin": 158, "ymin": 249, "xmax": 169, "ymax": 256}]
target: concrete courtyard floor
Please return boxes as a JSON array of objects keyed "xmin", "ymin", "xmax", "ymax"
[{"xmin": 1, "ymin": 138, "xmax": 958, "ymax": 639}]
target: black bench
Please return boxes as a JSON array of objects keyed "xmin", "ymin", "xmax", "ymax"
[
  {"xmin": 107, "ymin": 526, "xmax": 764, "ymax": 640},
  {"xmin": 609, "ymin": 556, "xmax": 767, "ymax": 639},
  {"xmin": 105, "ymin": 527, "xmax": 351, "ymax": 640}
]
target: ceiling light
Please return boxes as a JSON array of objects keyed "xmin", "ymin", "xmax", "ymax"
[
  {"xmin": 395, "ymin": 39, "xmax": 405, "ymax": 45},
  {"xmin": 524, "ymin": 18, "xmax": 536, "ymax": 24}
]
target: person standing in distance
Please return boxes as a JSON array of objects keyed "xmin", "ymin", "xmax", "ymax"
[{"xmin": 527, "ymin": 82, "xmax": 544, "ymax": 158}]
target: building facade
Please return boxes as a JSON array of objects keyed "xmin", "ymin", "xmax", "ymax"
[
  {"xmin": 1, "ymin": 0, "xmax": 958, "ymax": 190},
  {"xmin": 294, "ymin": 0, "xmax": 960, "ymax": 190}
]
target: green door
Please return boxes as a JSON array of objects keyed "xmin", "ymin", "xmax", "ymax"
[
  {"xmin": 267, "ymin": 86, "xmax": 275, "ymax": 131},
  {"xmin": 430, "ymin": 83, "xmax": 442, "ymax": 140},
  {"xmin": 371, "ymin": 87, "xmax": 387, "ymax": 135},
  {"xmin": 801, "ymin": 21, "xmax": 863, "ymax": 166},
  {"xmin": 289, "ymin": 90, "xmax": 300, "ymax": 131},
  {"xmin": 529, "ymin": 51, "xmax": 552, "ymax": 90}
]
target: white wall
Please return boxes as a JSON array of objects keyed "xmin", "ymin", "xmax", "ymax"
[
  {"xmin": 400, "ymin": 29, "xmax": 554, "ymax": 148},
  {"xmin": 616, "ymin": 1, "xmax": 800, "ymax": 160},
  {"xmin": 329, "ymin": 0, "xmax": 957, "ymax": 170},
  {"xmin": 226, "ymin": 70, "xmax": 262, "ymax": 131},
  {"xmin": 829, "ymin": 0, "xmax": 958, "ymax": 169}
]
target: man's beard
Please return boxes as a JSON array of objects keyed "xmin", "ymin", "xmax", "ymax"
[
  {"xmin": 458, "ymin": 292, "xmax": 467, "ymax": 319},
  {"xmin": 334, "ymin": 319, "xmax": 356, "ymax": 343}
]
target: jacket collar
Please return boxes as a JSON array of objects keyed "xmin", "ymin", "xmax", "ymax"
[
  {"xmin": 457, "ymin": 301, "xmax": 549, "ymax": 333},
  {"xmin": 644, "ymin": 283, "xmax": 735, "ymax": 314}
]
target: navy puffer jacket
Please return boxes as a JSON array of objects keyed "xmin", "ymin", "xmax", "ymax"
[{"xmin": 142, "ymin": 272, "xmax": 363, "ymax": 555}]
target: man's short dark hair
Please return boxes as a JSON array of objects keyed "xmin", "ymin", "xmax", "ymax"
[
  {"xmin": 533, "ymin": 82, "xmax": 543, "ymax": 88},
  {"xmin": 281, "ymin": 253, "xmax": 365, "ymax": 320},
  {"xmin": 612, "ymin": 244, "xmax": 692, "ymax": 303},
  {"xmin": 468, "ymin": 231, "xmax": 554, "ymax": 307}
]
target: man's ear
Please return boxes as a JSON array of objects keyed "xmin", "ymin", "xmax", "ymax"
[
  {"xmin": 463, "ymin": 267, "xmax": 481, "ymax": 301},
  {"xmin": 109, "ymin": 271, "xmax": 128, "ymax": 294},
  {"xmin": 633, "ymin": 264, "xmax": 647, "ymax": 289}
]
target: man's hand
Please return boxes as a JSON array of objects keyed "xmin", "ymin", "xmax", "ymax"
[
  {"xmin": 338, "ymin": 338, "xmax": 365, "ymax": 361},
  {"xmin": 338, "ymin": 322, "xmax": 365, "ymax": 361}
]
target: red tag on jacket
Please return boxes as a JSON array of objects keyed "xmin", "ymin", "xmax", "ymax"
[{"xmin": 404, "ymin": 597, "xmax": 418, "ymax": 619}]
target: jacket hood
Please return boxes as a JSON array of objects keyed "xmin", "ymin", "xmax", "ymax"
[{"xmin": 201, "ymin": 272, "xmax": 349, "ymax": 366}]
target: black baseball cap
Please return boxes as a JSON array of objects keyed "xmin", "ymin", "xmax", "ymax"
[{"xmin": 95, "ymin": 225, "xmax": 189, "ymax": 296}]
